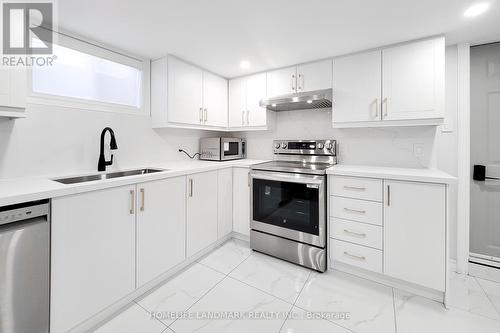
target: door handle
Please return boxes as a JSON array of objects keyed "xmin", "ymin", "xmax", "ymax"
[
  {"xmin": 246, "ymin": 110, "xmax": 250, "ymax": 125},
  {"xmin": 189, "ymin": 178, "xmax": 193, "ymax": 197},
  {"xmin": 374, "ymin": 98, "xmax": 379, "ymax": 119},
  {"xmin": 129, "ymin": 190, "xmax": 135, "ymax": 214},
  {"xmin": 248, "ymin": 172, "xmax": 251, "ymax": 187},
  {"xmin": 199, "ymin": 107, "xmax": 203, "ymax": 123},
  {"xmin": 140, "ymin": 188, "xmax": 145, "ymax": 211},
  {"xmin": 242, "ymin": 110, "xmax": 245, "ymax": 126},
  {"xmin": 298, "ymin": 73, "xmax": 303, "ymax": 91},
  {"xmin": 344, "ymin": 207, "xmax": 366, "ymax": 214},
  {"xmin": 382, "ymin": 98, "xmax": 388, "ymax": 118},
  {"xmin": 291, "ymin": 73, "xmax": 296, "ymax": 92},
  {"xmin": 387, "ymin": 185, "xmax": 390, "ymax": 206},
  {"xmin": 204, "ymin": 108, "xmax": 208, "ymax": 123}
]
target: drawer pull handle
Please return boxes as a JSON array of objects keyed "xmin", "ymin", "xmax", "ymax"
[
  {"xmin": 344, "ymin": 207, "xmax": 366, "ymax": 214},
  {"xmin": 344, "ymin": 186, "xmax": 366, "ymax": 191},
  {"xmin": 344, "ymin": 251, "xmax": 366, "ymax": 261},
  {"xmin": 343, "ymin": 229, "xmax": 366, "ymax": 237}
]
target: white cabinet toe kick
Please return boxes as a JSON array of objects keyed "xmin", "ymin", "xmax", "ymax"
[{"xmin": 327, "ymin": 172, "xmax": 451, "ymax": 304}]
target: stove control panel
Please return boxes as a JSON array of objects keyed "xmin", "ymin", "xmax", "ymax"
[{"xmin": 273, "ymin": 139, "xmax": 336, "ymax": 156}]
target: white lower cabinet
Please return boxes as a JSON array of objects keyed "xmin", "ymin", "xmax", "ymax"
[
  {"xmin": 186, "ymin": 171, "xmax": 218, "ymax": 257},
  {"xmin": 136, "ymin": 177, "xmax": 186, "ymax": 287},
  {"xmin": 217, "ymin": 168, "xmax": 233, "ymax": 239},
  {"xmin": 51, "ymin": 186, "xmax": 136, "ymax": 333},
  {"xmin": 232, "ymin": 167, "xmax": 250, "ymax": 236},
  {"xmin": 383, "ymin": 180, "xmax": 446, "ymax": 291},
  {"xmin": 331, "ymin": 239, "xmax": 383, "ymax": 273}
]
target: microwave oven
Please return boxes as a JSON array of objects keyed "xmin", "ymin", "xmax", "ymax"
[{"xmin": 199, "ymin": 137, "xmax": 247, "ymax": 161}]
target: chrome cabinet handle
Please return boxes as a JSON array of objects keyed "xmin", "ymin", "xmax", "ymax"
[
  {"xmin": 248, "ymin": 172, "xmax": 251, "ymax": 187},
  {"xmin": 140, "ymin": 188, "xmax": 145, "ymax": 211},
  {"xmin": 382, "ymin": 97, "xmax": 388, "ymax": 118},
  {"xmin": 387, "ymin": 185, "xmax": 390, "ymax": 206},
  {"xmin": 189, "ymin": 178, "xmax": 193, "ymax": 197},
  {"xmin": 344, "ymin": 207, "xmax": 366, "ymax": 214},
  {"xmin": 344, "ymin": 186, "xmax": 366, "ymax": 191},
  {"xmin": 199, "ymin": 107, "xmax": 203, "ymax": 123},
  {"xmin": 204, "ymin": 108, "xmax": 208, "ymax": 123},
  {"xmin": 344, "ymin": 251, "xmax": 366, "ymax": 261},
  {"xmin": 242, "ymin": 110, "xmax": 245, "ymax": 126},
  {"xmin": 343, "ymin": 229, "xmax": 367, "ymax": 237},
  {"xmin": 246, "ymin": 110, "xmax": 250, "ymax": 125},
  {"xmin": 129, "ymin": 190, "xmax": 135, "ymax": 214},
  {"xmin": 291, "ymin": 73, "xmax": 296, "ymax": 92},
  {"xmin": 298, "ymin": 73, "xmax": 303, "ymax": 91},
  {"xmin": 374, "ymin": 98, "xmax": 379, "ymax": 119}
]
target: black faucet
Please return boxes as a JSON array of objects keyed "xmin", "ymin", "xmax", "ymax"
[{"xmin": 98, "ymin": 127, "xmax": 118, "ymax": 172}]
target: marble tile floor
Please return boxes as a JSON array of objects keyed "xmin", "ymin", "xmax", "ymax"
[{"xmin": 94, "ymin": 239, "xmax": 500, "ymax": 333}]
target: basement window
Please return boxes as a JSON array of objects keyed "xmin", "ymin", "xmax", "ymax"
[{"xmin": 31, "ymin": 34, "xmax": 149, "ymax": 114}]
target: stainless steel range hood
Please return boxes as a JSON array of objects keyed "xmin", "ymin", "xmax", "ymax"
[{"xmin": 260, "ymin": 89, "xmax": 332, "ymax": 112}]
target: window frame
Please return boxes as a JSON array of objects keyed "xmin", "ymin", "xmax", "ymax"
[{"xmin": 28, "ymin": 33, "xmax": 150, "ymax": 116}]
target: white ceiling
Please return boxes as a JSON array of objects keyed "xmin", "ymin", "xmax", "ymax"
[{"xmin": 58, "ymin": 0, "xmax": 500, "ymax": 78}]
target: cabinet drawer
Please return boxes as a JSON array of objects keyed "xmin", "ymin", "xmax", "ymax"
[
  {"xmin": 330, "ymin": 218, "xmax": 382, "ymax": 250},
  {"xmin": 330, "ymin": 239, "xmax": 382, "ymax": 273},
  {"xmin": 331, "ymin": 176, "xmax": 382, "ymax": 202},
  {"xmin": 331, "ymin": 196, "xmax": 382, "ymax": 226}
]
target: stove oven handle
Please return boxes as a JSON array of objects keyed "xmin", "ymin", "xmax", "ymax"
[{"xmin": 249, "ymin": 171, "xmax": 324, "ymax": 186}]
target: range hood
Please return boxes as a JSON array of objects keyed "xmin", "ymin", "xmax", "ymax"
[{"xmin": 259, "ymin": 89, "xmax": 332, "ymax": 112}]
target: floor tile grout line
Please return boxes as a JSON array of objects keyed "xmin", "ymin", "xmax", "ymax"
[
  {"xmin": 392, "ymin": 288, "xmax": 398, "ymax": 333},
  {"xmin": 132, "ymin": 299, "xmax": 170, "ymax": 329},
  {"xmin": 474, "ymin": 275, "xmax": 500, "ymax": 317},
  {"xmin": 277, "ymin": 271, "xmax": 312, "ymax": 333}
]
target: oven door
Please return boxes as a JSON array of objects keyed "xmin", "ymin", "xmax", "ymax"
[
  {"xmin": 250, "ymin": 170, "xmax": 326, "ymax": 248},
  {"xmin": 220, "ymin": 138, "xmax": 242, "ymax": 161}
]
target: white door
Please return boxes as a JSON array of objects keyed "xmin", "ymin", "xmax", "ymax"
[
  {"xmin": 266, "ymin": 66, "xmax": 297, "ymax": 96},
  {"xmin": 470, "ymin": 43, "xmax": 500, "ymax": 264},
  {"xmin": 383, "ymin": 180, "xmax": 446, "ymax": 291},
  {"xmin": 233, "ymin": 167, "xmax": 250, "ymax": 236},
  {"xmin": 51, "ymin": 186, "xmax": 136, "ymax": 333},
  {"xmin": 228, "ymin": 77, "xmax": 247, "ymax": 127},
  {"xmin": 136, "ymin": 177, "xmax": 186, "ymax": 287},
  {"xmin": 218, "ymin": 168, "xmax": 233, "ymax": 238},
  {"xmin": 167, "ymin": 56, "xmax": 203, "ymax": 125},
  {"xmin": 296, "ymin": 59, "xmax": 332, "ymax": 92},
  {"xmin": 382, "ymin": 37, "xmax": 445, "ymax": 121},
  {"xmin": 186, "ymin": 171, "xmax": 218, "ymax": 257},
  {"xmin": 0, "ymin": 67, "xmax": 26, "ymax": 109},
  {"xmin": 203, "ymin": 71, "xmax": 228, "ymax": 127},
  {"xmin": 333, "ymin": 50, "xmax": 382, "ymax": 123},
  {"xmin": 246, "ymin": 73, "xmax": 267, "ymax": 127}
]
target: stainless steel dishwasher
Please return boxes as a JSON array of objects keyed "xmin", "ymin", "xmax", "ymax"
[{"xmin": 0, "ymin": 200, "xmax": 50, "ymax": 333}]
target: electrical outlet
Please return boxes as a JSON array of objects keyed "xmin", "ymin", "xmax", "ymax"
[{"xmin": 413, "ymin": 143, "xmax": 424, "ymax": 158}]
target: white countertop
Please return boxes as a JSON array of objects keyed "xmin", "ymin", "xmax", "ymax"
[
  {"xmin": 326, "ymin": 164, "xmax": 456, "ymax": 184},
  {"xmin": 0, "ymin": 159, "xmax": 267, "ymax": 207}
]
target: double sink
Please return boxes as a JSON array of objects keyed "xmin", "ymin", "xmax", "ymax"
[{"xmin": 53, "ymin": 168, "xmax": 167, "ymax": 185}]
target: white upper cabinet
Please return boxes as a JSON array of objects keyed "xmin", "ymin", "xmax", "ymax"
[
  {"xmin": 167, "ymin": 56, "xmax": 204, "ymax": 126},
  {"xmin": 0, "ymin": 67, "xmax": 27, "ymax": 117},
  {"xmin": 266, "ymin": 66, "xmax": 297, "ymax": 96},
  {"xmin": 203, "ymin": 71, "xmax": 228, "ymax": 127},
  {"xmin": 296, "ymin": 59, "xmax": 332, "ymax": 92},
  {"xmin": 152, "ymin": 56, "xmax": 228, "ymax": 130},
  {"xmin": 333, "ymin": 50, "xmax": 382, "ymax": 123},
  {"xmin": 266, "ymin": 60, "xmax": 332, "ymax": 97},
  {"xmin": 228, "ymin": 72, "xmax": 267, "ymax": 129},
  {"xmin": 382, "ymin": 38, "xmax": 445, "ymax": 121},
  {"xmin": 332, "ymin": 37, "xmax": 445, "ymax": 127}
]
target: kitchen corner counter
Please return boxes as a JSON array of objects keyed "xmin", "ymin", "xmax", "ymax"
[
  {"xmin": 0, "ymin": 159, "xmax": 267, "ymax": 207},
  {"xmin": 326, "ymin": 164, "xmax": 456, "ymax": 184}
]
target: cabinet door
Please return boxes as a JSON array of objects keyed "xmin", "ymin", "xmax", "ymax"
[
  {"xmin": 167, "ymin": 56, "xmax": 203, "ymax": 125},
  {"xmin": 266, "ymin": 66, "xmax": 297, "ymax": 96},
  {"xmin": 218, "ymin": 168, "xmax": 233, "ymax": 238},
  {"xmin": 186, "ymin": 171, "xmax": 218, "ymax": 257},
  {"xmin": 0, "ymin": 67, "xmax": 27, "ymax": 109},
  {"xmin": 136, "ymin": 177, "xmax": 186, "ymax": 287},
  {"xmin": 51, "ymin": 186, "xmax": 136, "ymax": 333},
  {"xmin": 382, "ymin": 38, "xmax": 445, "ymax": 121},
  {"xmin": 297, "ymin": 59, "xmax": 332, "ymax": 92},
  {"xmin": 333, "ymin": 50, "xmax": 382, "ymax": 123},
  {"xmin": 383, "ymin": 180, "xmax": 446, "ymax": 291},
  {"xmin": 228, "ymin": 77, "xmax": 247, "ymax": 127},
  {"xmin": 233, "ymin": 168, "xmax": 250, "ymax": 236},
  {"xmin": 203, "ymin": 71, "xmax": 228, "ymax": 127},
  {"xmin": 246, "ymin": 72, "xmax": 267, "ymax": 127}
]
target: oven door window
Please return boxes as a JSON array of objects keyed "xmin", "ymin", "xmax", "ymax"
[
  {"xmin": 253, "ymin": 178, "xmax": 319, "ymax": 235},
  {"xmin": 223, "ymin": 142, "xmax": 239, "ymax": 156}
]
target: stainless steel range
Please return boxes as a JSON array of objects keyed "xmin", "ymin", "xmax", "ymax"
[{"xmin": 250, "ymin": 139, "xmax": 337, "ymax": 272}]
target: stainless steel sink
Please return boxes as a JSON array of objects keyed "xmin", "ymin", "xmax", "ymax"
[{"xmin": 53, "ymin": 168, "xmax": 167, "ymax": 185}]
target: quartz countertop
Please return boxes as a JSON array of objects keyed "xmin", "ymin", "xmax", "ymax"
[{"xmin": 0, "ymin": 159, "xmax": 267, "ymax": 207}]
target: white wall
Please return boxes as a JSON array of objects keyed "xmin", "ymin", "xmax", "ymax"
[
  {"xmin": 0, "ymin": 103, "xmax": 221, "ymax": 179},
  {"xmin": 237, "ymin": 45, "xmax": 460, "ymax": 259}
]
